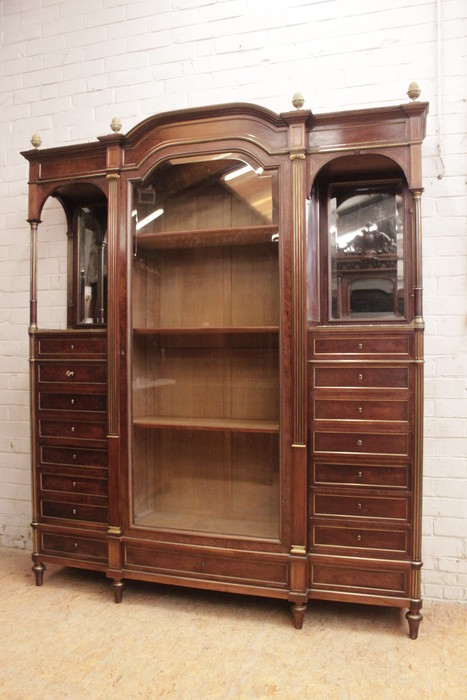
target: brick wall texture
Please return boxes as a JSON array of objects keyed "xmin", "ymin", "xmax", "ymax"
[{"xmin": 0, "ymin": 0, "xmax": 466, "ymax": 602}]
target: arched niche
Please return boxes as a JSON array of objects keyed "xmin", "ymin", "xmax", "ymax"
[
  {"xmin": 307, "ymin": 153, "xmax": 411, "ymax": 323},
  {"xmin": 36, "ymin": 183, "xmax": 108, "ymax": 329}
]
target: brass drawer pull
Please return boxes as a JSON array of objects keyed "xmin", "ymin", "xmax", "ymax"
[
  {"xmin": 72, "ymin": 481, "xmax": 76, "ymax": 488},
  {"xmin": 71, "ymin": 426, "xmax": 76, "ymax": 432},
  {"xmin": 356, "ymin": 534, "xmax": 362, "ymax": 542},
  {"xmin": 70, "ymin": 398, "xmax": 75, "ymax": 405},
  {"xmin": 70, "ymin": 344, "xmax": 74, "ymax": 351},
  {"xmin": 357, "ymin": 502, "xmax": 362, "ymax": 509},
  {"xmin": 358, "ymin": 343, "xmax": 363, "ymax": 350},
  {"xmin": 74, "ymin": 542, "xmax": 78, "ymax": 549},
  {"xmin": 72, "ymin": 508, "xmax": 77, "ymax": 515},
  {"xmin": 358, "ymin": 373, "xmax": 363, "ymax": 381},
  {"xmin": 72, "ymin": 453, "xmax": 77, "ymax": 460},
  {"xmin": 357, "ymin": 471, "xmax": 363, "ymax": 478},
  {"xmin": 357, "ymin": 439, "xmax": 363, "ymax": 446},
  {"xmin": 358, "ymin": 406, "xmax": 363, "ymax": 413},
  {"xmin": 65, "ymin": 370, "xmax": 74, "ymax": 378}
]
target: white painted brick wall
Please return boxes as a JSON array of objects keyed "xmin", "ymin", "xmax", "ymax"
[{"xmin": 0, "ymin": 0, "xmax": 466, "ymax": 603}]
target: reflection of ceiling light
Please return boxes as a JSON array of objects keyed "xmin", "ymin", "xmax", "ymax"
[
  {"xmin": 223, "ymin": 164, "xmax": 264, "ymax": 181},
  {"xmin": 136, "ymin": 208, "xmax": 164, "ymax": 231}
]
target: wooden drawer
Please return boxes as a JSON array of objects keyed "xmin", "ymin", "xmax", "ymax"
[
  {"xmin": 40, "ymin": 500, "xmax": 108, "ymax": 524},
  {"xmin": 313, "ymin": 366, "xmax": 409, "ymax": 389},
  {"xmin": 314, "ymin": 431, "xmax": 409, "ymax": 456},
  {"xmin": 39, "ymin": 419, "xmax": 107, "ymax": 442},
  {"xmin": 37, "ymin": 336, "xmax": 106, "ymax": 357},
  {"xmin": 41, "ymin": 532, "xmax": 107, "ymax": 563},
  {"xmin": 313, "ymin": 398, "xmax": 408, "ymax": 422},
  {"xmin": 310, "ymin": 334, "xmax": 412, "ymax": 358},
  {"xmin": 311, "ymin": 524, "xmax": 409, "ymax": 554},
  {"xmin": 37, "ymin": 363, "xmax": 106, "ymax": 386},
  {"xmin": 310, "ymin": 561, "xmax": 409, "ymax": 596},
  {"xmin": 313, "ymin": 494, "xmax": 408, "ymax": 521},
  {"xmin": 40, "ymin": 472, "xmax": 108, "ymax": 497},
  {"xmin": 124, "ymin": 545, "xmax": 288, "ymax": 588},
  {"xmin": 38, "ymin": 392, "xmax": 107, "ymax": 413},
  {"xmin": 40, "ymin": 445, "xmax": 108, "ymax": 469},
  {"xmin": 312, "ymin": 462, "xmax": 409, "ymax": 489}
]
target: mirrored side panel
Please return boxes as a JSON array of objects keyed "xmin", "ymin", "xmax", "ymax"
[{"xmin": 329, "ymin": 182, "xmax": 405, "ymax": 320}]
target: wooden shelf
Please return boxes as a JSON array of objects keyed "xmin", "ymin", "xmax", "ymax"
[
  {"xmin": 134, "ymin": 415, "xmax": 280, "ymax": 433},
  {"xmin": 135, "ymin": 508, "xmax": 278, "ymax": 539},
  {"xmin": 136, "ymin": 224, "xmax": 279, "ymax": 250},
  {"xmin": 133, "ymin": 326, "xmax": 279, "ymax": 335}
]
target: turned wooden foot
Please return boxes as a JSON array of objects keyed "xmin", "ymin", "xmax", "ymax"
[
  {"xmin": 290, "ymin": 602, "xmax": 307, "ymax": 629},
  {"xmin": 406, "ymin": 604, "xmax": 423, "ymax": 639},
  {"xmin": 112, "ymin": 580, "xmax": 124, "ymax": 603},
  {"xmin": 31, "ymin": 555, "xmax": 45, "ymax": 586}
]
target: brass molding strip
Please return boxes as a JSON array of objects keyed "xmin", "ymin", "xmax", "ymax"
[
  {"xmin": 292, "ymin": 155, "xmax": 306, "ymax": 444},
  {"xmin": 290, "ymin": 545, "xmax": 306, "ymax": 556},
  {"xmin": 107, "ymin": 173, "xmax": 120, "ymax": 436}
]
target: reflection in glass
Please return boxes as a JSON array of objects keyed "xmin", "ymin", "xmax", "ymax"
[
  {"xmin": 77, "ymin": 208, "xmax": 107, "ymax": 324},
  {"xmin": 131, "ymin": 156, "xmax": 280, "ymax": 538},
  {"xmin": 329, "ymin": 183, "xmax": 404, "ymax": 319}
]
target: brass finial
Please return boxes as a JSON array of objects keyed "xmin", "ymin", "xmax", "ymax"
[
  {"xmin": 30, "ymin": 133, "xmax": 42, "ymax": 149},
  {"xmin": 292, "ymin": 92, "xmax": 305, "ymax": 110},
  {"xmin": 407, "ymin": 82, "xmax": 421, "ymax": 101},
  {"xmin": 110, "ymin": 117, "xmax": 122, "ymax": 133}
]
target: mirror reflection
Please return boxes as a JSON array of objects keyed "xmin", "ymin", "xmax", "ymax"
[
  {"xmin": 330, "ymin": 182, "xmax": 404, "ymax": 319},
  {"xmin": 77, "ymin": 208, "xmax": 107, "ymax": 324}
]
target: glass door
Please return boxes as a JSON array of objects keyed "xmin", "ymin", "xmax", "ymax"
[{"xmin": 130, "ymin": 156, "xmax": 281, "ymax": 538}]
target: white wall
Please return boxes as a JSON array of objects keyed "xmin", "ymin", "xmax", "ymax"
[{"xmin": 0, "ymin": 0, "xmax": 466, "ymax": 602}]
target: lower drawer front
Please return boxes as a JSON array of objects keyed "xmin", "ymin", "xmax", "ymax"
[
  {"xmin": 313, "ymin": 494, "xmax": 408, "ymax": 521},
  {"xmin": 39, "ymin": 393, "xmax": 107, "ymax": 413},
  {"xmin": 39, "ymin": 419, "xmax": 107, "ymax": 441},
  {"xmin": 311, "ymin": 562, "xmax": 408, "ymax": 596},
  {"xmin": 313, "ymin": 462, "xmax": 409, "ymax": 489},
  {"xmin": 41, "ymin": 500, "xmax": 108, "ymax": 524},
  {"xmin": 312, "ymin": 524, "xmax": 409, "ymax": 555},
  {"xmin": 124, "ymin": 545, "xmax": 288, "ymax": 588},
  {"xmin": 314, "ymin": 431, "xmax": 409, "ymax": 456},
  {"xmin": 41, "ymin": 532, "xmax": 107, "ymax": 563},
  {"xmin": 40, "ymin": 472, "xmax": 108, "ymax": 497},
  {"xmin": 40, "ymin": 445, "xmax": 108, "ymax": 469}
]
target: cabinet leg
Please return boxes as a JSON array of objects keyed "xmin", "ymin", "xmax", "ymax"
[
  {"xmin": 406, "ymin": 602, "xmax": 423, "ymax": 639},
  {"xmin": 112, "ymin": 579, "xmax": 124, "ymax": 604},
  {"xmin": 290, "ymin": 602, "xmax": 307, "ymax": 629},
  {"xmin": 31, "ymin": 555, "xmax": 45, "ymax": 586}
]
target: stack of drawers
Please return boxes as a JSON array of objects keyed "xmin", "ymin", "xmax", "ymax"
[
  {"xmin": 308, "ymin": 331, "xmax": 414, "ymax": 602},
  {"xmin": 33, "ymin": 331, "xmax": 108, "ymax": 570}
]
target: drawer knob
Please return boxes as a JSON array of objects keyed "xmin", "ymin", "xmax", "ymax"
[
  {"xmin": 71, "ymin": 398, "xmax": 75, "ymax": 405},
  {"xmin": 358, "ymin": 406, "xmax": 363, "ymax": 414},
  {"xmin": 357, "ymin": 502, "xmax": 362, "ymax": 509},
  {"xmin": 72, "ymin": 454, "xmax": 77, "ymax": 460},
  {"xmin": 358, "ymin": 373, "xmax": 363, "ymax": 381},
  {"xmin": 72, "ymin": 481, "xmax": 76, "ymax": 488},
  {"xmin": 74, "ymin": 542, "xmax": 78, "ymax": 549},
  {"xmin": 357, "ymin": 534, "xmax": 362, "ymax": 542},
  {"xmin": 72, "ymin": 508, "xmax": 77, "ymax": 515},
  {"xmin": 66, "ymin": 370, "xmax": 74, "ymax": 378},
  {"xmin": 71, "ymin": 426, "xmax": 75, "ymax": 433},
  {"xmin": 357, "ymin": 471, "xmax": 363, "ymax": 478},
  {"xmin": 70, "ymin": 344, "xmax": 74, "ymax": 351},
  {"xmin": 357, "ymin": 439, "xmax": 363, "ymax": 446},
  {"xmin": 358, "ymin": 343, "xmax": 363, "ymax": 350}
]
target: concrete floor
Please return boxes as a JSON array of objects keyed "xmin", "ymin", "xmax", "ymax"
[{"xmin": 0, "ymin": 547, "xmax": 466, "ymax": 699}]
